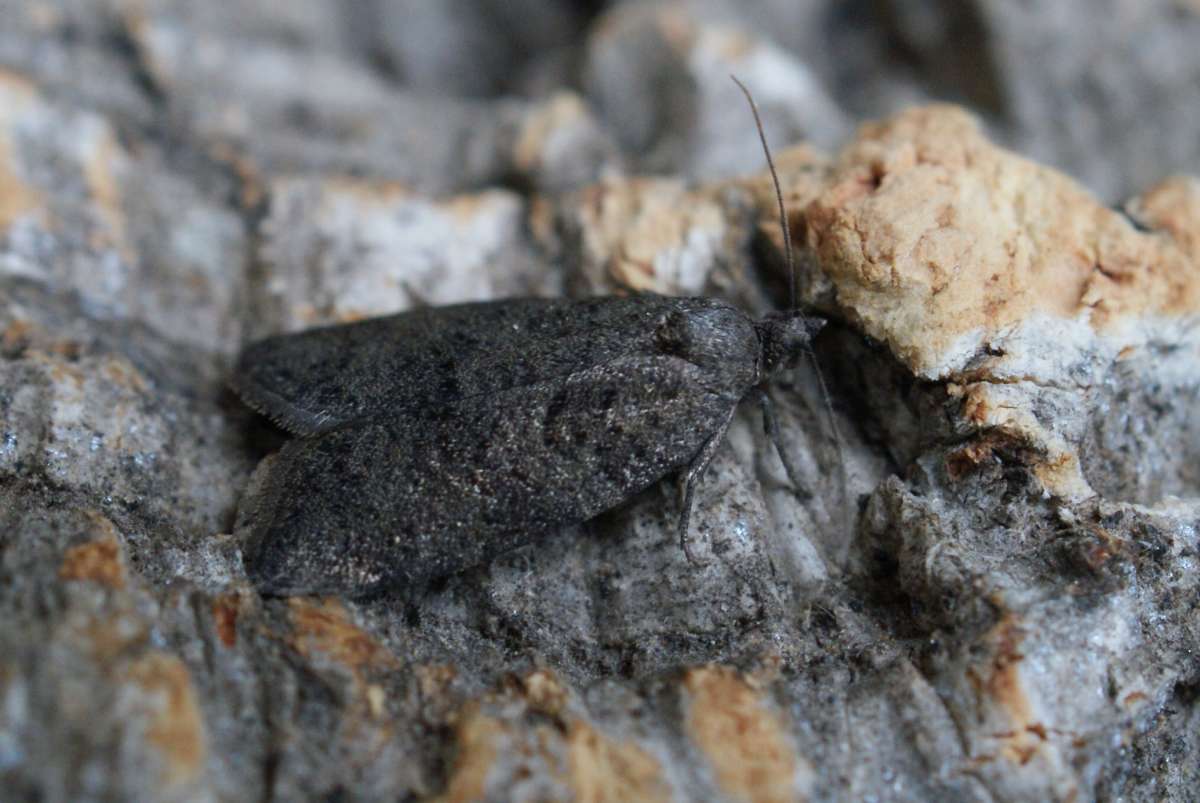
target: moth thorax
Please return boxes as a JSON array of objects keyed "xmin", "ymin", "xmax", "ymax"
[
  {"xmin": 756, "ymin": 312, "xmax": 826, "ymax": 377},
  {"xmin": 656, "ymin": 305, "xmax": 759, "ymax": 374}
]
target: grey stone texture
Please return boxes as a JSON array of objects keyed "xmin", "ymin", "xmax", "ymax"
[{"xmin": 0, "ymin": 1, "xmax": 1198, "ymax": 801}]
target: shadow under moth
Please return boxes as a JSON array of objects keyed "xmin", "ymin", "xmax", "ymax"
[{"xmin": 232, "ymin": 80, "xmax": 828, "ymax": 598}]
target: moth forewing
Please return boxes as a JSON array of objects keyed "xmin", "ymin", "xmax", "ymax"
[
  {"xmin": 235, "ymin": 296, "xmax": 818, "ymax": 597},
  {"xmin": 235, "ymin": 296, "xmax": 722, "ymax": 436}
]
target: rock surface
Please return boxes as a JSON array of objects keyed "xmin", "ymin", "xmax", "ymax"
[{"xmin": 1, "ymin": 2, "xmax": 1198, "ymax": 802}]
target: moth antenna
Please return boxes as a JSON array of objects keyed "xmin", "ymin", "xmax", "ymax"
[
  {"xmin": 733, "ymin": 75, "xmax": 850, "ymax": 552},
  {"xmin": 807, "ymin": 343, "xmax": 844, "ymax": 477},
  {"xmin": 731, "ymin": 74, "xmax": 795, "ymax": 310}
]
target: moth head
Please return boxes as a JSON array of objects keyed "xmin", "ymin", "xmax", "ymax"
[{"xmin": 756, "ymin": 312, "xmax": 825, "ymax": 377}]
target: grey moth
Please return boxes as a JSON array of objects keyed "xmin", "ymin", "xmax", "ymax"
[{"xmin": 233, "ymin": 295, "xmax": 824, "ymax": 597}]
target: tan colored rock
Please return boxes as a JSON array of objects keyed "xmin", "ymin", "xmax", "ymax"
[
  {"xmin": 683, "ymin": 665, "xmax": 812, "ymax": 803},
  {"xmin": 58, "ymin": 516, "xmax": 127, "ymax": 590},
  {"xmin": 1124, "ymin": 175, "xmax": 1200, "ymax": 262},
  {"xmin": 123, "ymin": 653, "xmax": 208, "ymax": 789},
  {"xmin": 565, "ymin": 719, "xmax": 669, "ymax": 803},
  {"xmin": 287, "ymin": 597, "xmax": 401, "ymax": 675},
  {"xmin": 797, "ymin": 105, "xmax": 1200, "ymax": 378},
  {"xmin": 435, "ymin": 669, "xmax": 671, "ymax": 803},
  {"xmin": 551, "ymin": 177, "xmax": 745, "ymax": 297}
]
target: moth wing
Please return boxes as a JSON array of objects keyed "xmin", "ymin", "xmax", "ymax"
[
  {"xmin": 232, "ymin": 296, "xmax": 711, "ymax": 436},
  {"xmin": 243, "ymin": 354, "xmax": 735, "ymax": 596}
]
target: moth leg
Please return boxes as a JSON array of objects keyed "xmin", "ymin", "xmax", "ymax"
[
  {"xmin": 678, "ymin": 404, "xmax": 737, "ymax": 563},
  {"xmin": 758, "ymin": 388, "xmax": 812, "ymax": 500}
]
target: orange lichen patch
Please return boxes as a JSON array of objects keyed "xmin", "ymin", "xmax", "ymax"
[
  {"xmin": 683, "ymin": 665, "xmax": 806, "ymax": 803},
  {"xmin": 210, "ymin": 593, "xmax": 243, "ymax": 648},
  {"xmin": 566, "ymin": 720, "xmax": 669, "ymax": 803},
  {"xmin": 796, "ymin": 105, "xmax": 1200, "ymax": 377},
  {"xmin": 435, "ymin": 704, "xmax": 505, "ymax": 803},
  {"xmin": 287, "ymin": 597, "xmax": 399, "ymax": 672},
  {"xmin": 570, "ymin": 177, "xmax": 728, "ymax": 294},
  {"xmin": 58, "ymin": 519, "xmax": 127, "ymax": 589},
  {"xmin": 125, "ymin": 653, "xmax": 208, "ymax": 786},
  {"xmin": 964, "ymin": 613, "xmax": 1047, "ymax": 767}
]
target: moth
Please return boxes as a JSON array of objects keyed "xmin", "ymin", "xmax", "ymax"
[{"xmin": 233, "ymin": 80, "xmax": 827, "ymax": 598}]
